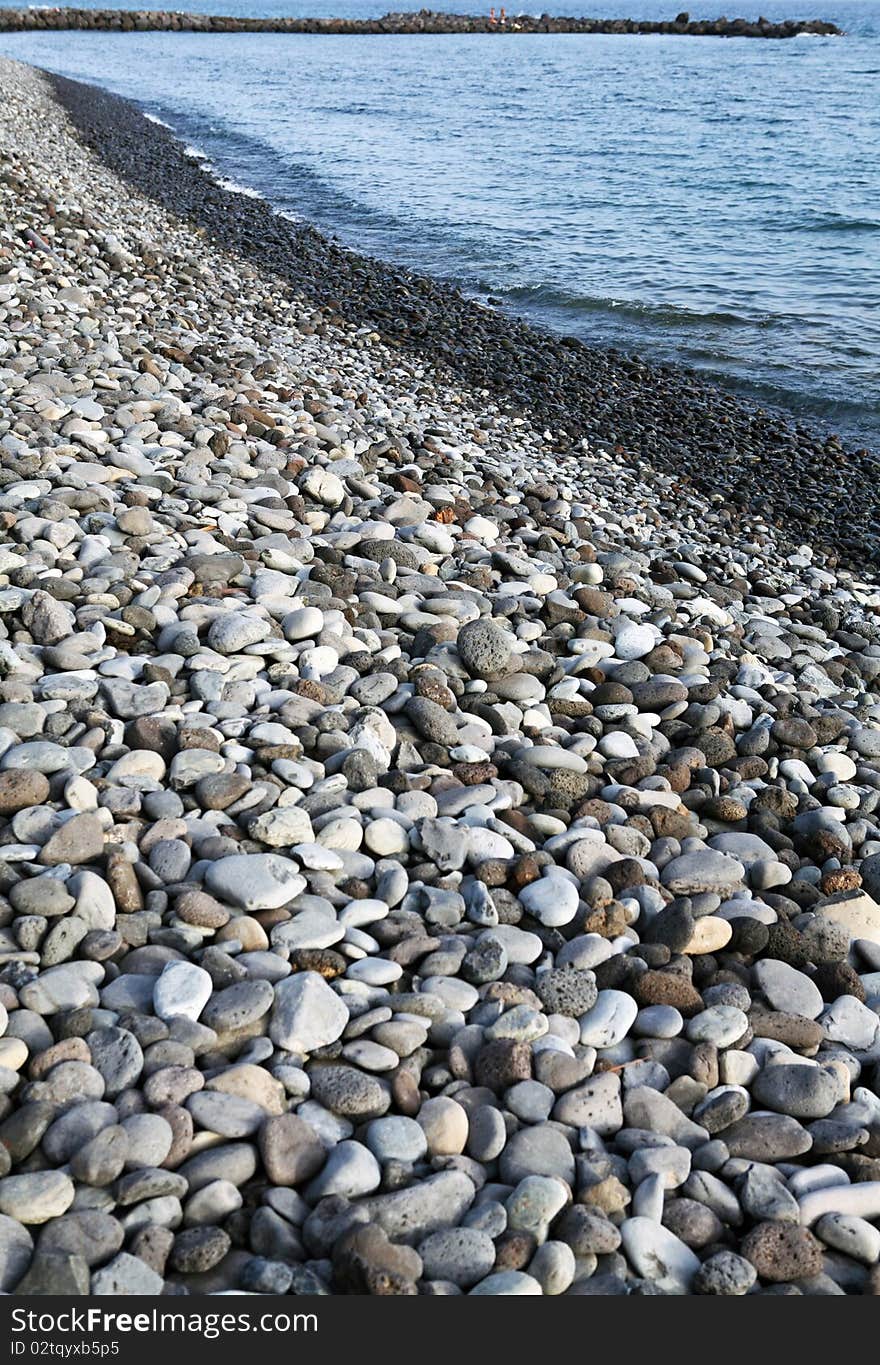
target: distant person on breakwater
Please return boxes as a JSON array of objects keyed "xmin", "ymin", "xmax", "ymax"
[{"xmin": 489, "ymin": 7, "xmax": 496, "ymax": 22}]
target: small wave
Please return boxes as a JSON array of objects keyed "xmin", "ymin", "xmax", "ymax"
[
  {"xmin": 214, "ymin": 176, "xmax": 264, "ymax": 201},
  {"xmin": 183, "ymin": 144, "xmax": 208, "ymax": 162},
  {"xmin": 795, "ymin": 213, "xmax": 880, "ymax": 234},
  {"xmin": 497, "ymin": 283, "xmax": 770, "ymax": 331},
  {"xmin": 143, "ymin": 113, "xmax": 173, "ymax": 130}
]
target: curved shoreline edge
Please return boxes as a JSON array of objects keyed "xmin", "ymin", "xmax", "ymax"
[
  {"xmin": 44, "ymin": 63, "xmax": 879, "ymax": 569},
  {"xmin": 0, "ymin": 7, "xmax": 845, "ymax": 37}
]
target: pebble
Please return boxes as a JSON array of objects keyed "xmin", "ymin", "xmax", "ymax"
[
  {"xmin": 205, "ymin": 854, "xmax": 306, "ymax": 911},
  {"xmin": 578, "ymin": 990, "xmax": 639, "ymax": 1049},
  {"xmin": 815, "ymin": 1213, "xmax": 880, "ymax": 1265},
  {"xmin": 417, "ymin": 1097, "xmax": 469, "ymax": 1156},
  {"xmin": 821, "ymin": 996, "xmax": 880, "ymax": 1050},
  {"xmin": 499, "ymin": 1125, "xmax": 575, "ymax": 1186},
  {"xmin": 661, "ymin": 851, "xmax": 745, "ymax": 896},
  {"xmin": 753, "ymin": 959, "xmax": 824, "ymax": 1020},
  {"xmin": 723, "ymin": 1114, "xmax": 813, "ymax": 1161},
  {"xmin": 91, "ymin": 1252, "xmax": 165, "ymax": 1296},
  {"xmin": 470, "ymin": 1271, "xmax": 542, "ymax": 1296},
  {"xmin": 798, "ymin": 1183, "xmax": 880, "ymax": 1227},
  {"xmin": 529, "ymin": 1242, "xmax": 575, "ymax": 1295},
  {"xmin": 364, "ymin": 1117, "xmax": 428, "ymax": 1163},
  {"xmin": 0, "ymin": 1216, "xmax": 33, "ymax": 1291},
  {"xmin": 457, "ymin": 619, "xmax": 512, "ymax": 679},
  {"xmin": 620, "ymin": 1217, "xmax": 701, "ymax": 1293},
  {"xmin": 306, "ymin": 1141, "xmax": 381, "ymax": 1200},
  {"xmin": 741, "ymin": 1222, "xmax": 823, "ymax": 1283},
  {"xmin": 519, "ymin": 875, "xmax": 579, "ymax": 927},
  {"xmin": 259, "ymin": 1114, "xmax": 325, "ymax": 1186},
  {"xmin": 418, "ymin": 1227, "xmax": 496, "ymax": 1287},
  {"xmin": 751, "ymin": 1064, "xmax": 842, "ymax": 1120},
  {"xmin": 0, "ymin": 1172, "xmax": 75, "ymax": 1224},
  {"xmin": 153, "ymin": 962, "xmax": 213, "ymax": 1023},
  {"xmin": 270, "ymin": 972, "xmax": 349, "ymax": 1054},
  {"xmin": 694, "ymin": 1251, "xmax": 757, "ymax": 1296}
]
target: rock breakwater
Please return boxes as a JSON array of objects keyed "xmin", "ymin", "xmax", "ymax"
[{"xmin": 0, "ymin": 8, "xmax": 845, "ymax": 37}]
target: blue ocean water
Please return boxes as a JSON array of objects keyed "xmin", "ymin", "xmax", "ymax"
[{"xmin": 1, "ymin": 2, "xmax": 878, "ymax": 443}]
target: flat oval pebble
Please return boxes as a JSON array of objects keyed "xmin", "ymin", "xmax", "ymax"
[
  {"xmin": 205, "ymin": 854, "xmax": 306, "ymax": 911},
  {"xmin": 661, "ymin": 851, "xmax": 746, "ymax": 896},
  {"xmin": 578, "ymin": 990, "xmax": 639, "ymax": 1049},
  {"xmin": 0, "ymin": 1172, "xmax": 75, "ymax": 1224},
  {"xmin": 519, "ymin": 874, "xmax": 579, "ymax": 927},
  {"xmin": 620, "ymin": 1217, "xmax": 701, "ymax": 1293},
  {"xmin": 685, "ymin": 1005, "xmax": 749, "ymax": 1048}
]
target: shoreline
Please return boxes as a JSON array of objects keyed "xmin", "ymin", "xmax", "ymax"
[
  {"xmin": 47, "ymin": 63, "xmax": 880, "ymax": 571},
  {"xmin": 1, "ymin": 53, "xmax": 880, "ymax": 1298},
  {"xmin": 0, "ymin": 8, "xmax": 846, "ymax": 38}
]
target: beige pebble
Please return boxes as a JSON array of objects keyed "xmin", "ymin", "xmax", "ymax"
[
  {"xmin": 682, "ymin": 917, "xmax": 733, "ymax": 954},
  {"xmin": 0, "ymin": 1037, "xmax": 28, "ymax": 1071},
  {"xmin": 417, "ymin": 1096, "xmax": 469, "ymax": 1156},
  {"xmin": 216, "ymin": 915, "xmax": 269, "ymax": 951}
]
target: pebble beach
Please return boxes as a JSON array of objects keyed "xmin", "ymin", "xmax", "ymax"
[{"xmin": 1, "ymin": 53, "xmax": 880, "ymax": 1297}]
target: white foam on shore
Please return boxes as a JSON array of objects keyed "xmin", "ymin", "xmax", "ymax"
[
  {"xmin": 214, "ymin": 175, "xmax": 264, "ymax": 201},
  {"xmin": 138, "ymin": 105, "xmax": 274, "ymax": 212}
]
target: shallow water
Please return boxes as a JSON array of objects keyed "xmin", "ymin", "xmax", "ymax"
[{"xmin": 1, "ymin": 1, "xmax": 878, "ymax": 443}]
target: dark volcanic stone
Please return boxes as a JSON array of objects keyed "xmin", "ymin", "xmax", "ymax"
[
  {"xmin": 742, "ymin": 1223, "xmax": 823, "ymax": 1283},
  {"xmin": 534, "ymin": 965, "xmax": 598, "ymax": 1017}
]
